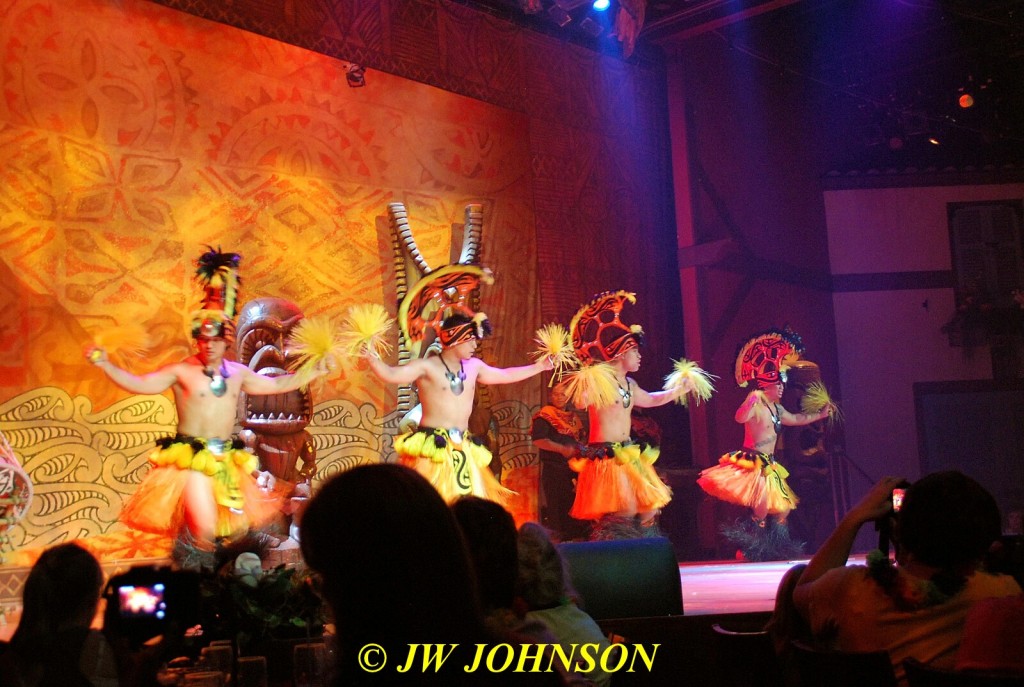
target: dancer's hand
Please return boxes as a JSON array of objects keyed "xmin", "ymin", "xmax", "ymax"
[
  {"xmin": 86, "ymin": 346, "xmax": 108, "ymax": 365},
  {"xmin": 256, "ymin": 470, "xmax": 277, "ymax": 491}
]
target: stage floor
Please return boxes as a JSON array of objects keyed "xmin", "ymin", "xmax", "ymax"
[
  {"xmin": 679, "ymin": 554, "xmax": 867, "ymax": 615},
  {"xmin": 680, "ymin": 557, "xmax": 807, "ymax": 615}
]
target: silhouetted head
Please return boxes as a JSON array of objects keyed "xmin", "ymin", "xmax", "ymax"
[
  {"xmin": 515, "ymin": 522, "xmax": 574, "ymax": 610},
  {"xmin": 300, "ymin": 464, "xmax": 484, "ymax": 649},
  {"xmin": 13, "ymin": 543, "xmax": 103, "ymax": 648},
  {"xmin": 450, "ymin": 496, "xmax": 518, "ymax": 613},
  {"xmin": 897, "ymin": 470, "xmax": 1002, "ymax": 570}
]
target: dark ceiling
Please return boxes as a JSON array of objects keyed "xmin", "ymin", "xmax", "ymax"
[{"xmin": 460, "ymin": 0, "xmax": 1024, "ymax": 171}]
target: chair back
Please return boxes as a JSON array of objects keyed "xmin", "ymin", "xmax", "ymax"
[
  {"xmin": 904, "ymin": 658, "xmax": 1024, "ymax": 687},
  {"xmin": 556, "ymin": 537, "xmax": 682, "ymax": 620},
  {"xmin": 711, "ymin": 622, "xmax": 783, "ymax": 687},
  {"xmin": 790, "ymin": 639, "xmax": 897, "ymax": 687},
  {"xmin": 765, "ymin": 563, "xmax": 810, "ymax": 655}
]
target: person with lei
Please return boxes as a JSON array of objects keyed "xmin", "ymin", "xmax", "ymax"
[
  {"xmin": 87, "ymin": 248, "xmax": 330, "ymax": 561},
  {"xmin": 792, "ymin": 473, "xmax": 1021, "ymax": 682},
  {"xmin": 362, "ymin": 264, "xmax": 552, "ymax": 504}
]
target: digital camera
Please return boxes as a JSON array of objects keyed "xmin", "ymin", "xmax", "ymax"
[{"xmin": 103, "ymin": 565, "xmax": 200, "ymax": 645}]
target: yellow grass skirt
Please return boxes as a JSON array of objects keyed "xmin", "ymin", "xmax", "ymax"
[
  {"xmin": 568, "ymin": 442, "xmax": 672, "ymax": 520},
  {"xmin": 395, "ymin": 427, "xmax": 514, "ymax": 504},
  {"xmin": 697, "ymin": 450, "xmax": 798, "ymax": 519}
]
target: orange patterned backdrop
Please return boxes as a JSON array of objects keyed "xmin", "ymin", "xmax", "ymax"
[{"xmin": 0, "ymin": 0, "xmax": 545, "ymax": 551}]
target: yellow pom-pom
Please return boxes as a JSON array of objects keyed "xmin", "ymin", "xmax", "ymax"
[
  {"xmin": 564, "ymin": 362, "xmax": 620, "ymax": 409},
  {"xmin": 340, "ymin": 303, "xmax": 395, "ymax": 359},
  {"xmin": 663, "ymin": 358, "xmax": 717, "ymax": 406},
  {"xmin": 89, "ymin": 324, "xmax": 153, "ymax": 367},
  {"xmin": 800, "ymin": 381, "xmax": 842, "ymax": 426},
  {"xmin": 287, "ymin": 316, "xmax": 344, "ymax": 387},
  {"xmin": 532, "ymin": 323, "xmax": 578, "ymax": 381},
  {"xmin": 176, "ymin": 451, "xmax": 193, "ymax": 470}
]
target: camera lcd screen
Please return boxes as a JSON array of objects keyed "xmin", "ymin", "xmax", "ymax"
[
  {"xmin": 892, "ymin": 488, "xmax": 906, "ymax": 513},
  {"xmin": 118, "ymin": 583, "xmax": 167, "ymax": 620}
]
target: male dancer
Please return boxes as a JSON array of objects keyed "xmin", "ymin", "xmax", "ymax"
[
  {"xmin": 87, "ymin": 249, "xmax": 328, "ymax": 562},
  {"xmin": 365, "ymin": 266, "xmax": 551, "ymax": 503},
  {"xmin": 564, "ymin": 291, "xmax": 701, "ymax": 539},
  {"xmin": 698, "ymin": 329, "xmax": 828, "ymax": 559}
]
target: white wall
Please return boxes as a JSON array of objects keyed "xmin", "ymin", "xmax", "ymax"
[{"xmin": 825, "ymin": 183, "xmax": 1024, "ymax": 485}]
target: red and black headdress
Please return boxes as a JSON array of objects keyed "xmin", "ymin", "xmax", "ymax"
[
  {"xmin": 734, "ymin": 327, "xmax": 804, "ymax": 387},
  {"xmin": 398, "ymin": 264, "xmax": 493, "ymax": 350},
  {"xmin": 570, "ymin": 290, "xmax": 644, "ymax": 364}
]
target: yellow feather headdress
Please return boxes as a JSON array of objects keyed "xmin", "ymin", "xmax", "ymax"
[{"xmin": 191, "ymin": 247, "xmax": 242, "ymax": 342}]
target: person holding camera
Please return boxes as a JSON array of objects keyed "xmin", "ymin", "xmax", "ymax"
[{"xmin": 791, "ymin": 471, "xmax": 1022, "ymax": 682}]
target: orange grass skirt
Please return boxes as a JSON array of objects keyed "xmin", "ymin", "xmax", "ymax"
[{"xmin": 569, "ymin": 443, "xmax": 672, "ymax": 520}]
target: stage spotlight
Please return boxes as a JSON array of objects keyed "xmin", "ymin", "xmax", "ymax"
[
  {"xmin": 958, "ymin": 93, "xmax": 974, "ymax": 109},
  {"xmin": 928, "ymin": 136, "xmax": 941, "ymax": 146},
  {"xmin": 548, "ymin": 4, "xmax": 572, "ymax": 26},
  {"xmin": 593, "ymin": 0, "xmax": 611, "ymax": 10},
  {"xmin": 346, "ymin": 64, "xmax": 366, "ymax": 88}
]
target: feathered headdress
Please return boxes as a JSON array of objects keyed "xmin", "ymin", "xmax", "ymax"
[
  {"xmin": 191, "ymin": 247, "xmax": 241, "ymax": 342},
  {"xmin": 398, "ymin": 264, "xmax": 493, "ymax": 351},
  {"xmin": 734, "ymin": 327, "xmax": 804, "ymax": 387}
]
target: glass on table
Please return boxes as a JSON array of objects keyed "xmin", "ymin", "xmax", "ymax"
[
  {"xmin": 182, "ymin": 671, "xmax": 225, "ymax": 687},
  {"xmin": 235, "ymin": 655, "xmax": 268, "ymax": 687},
  {"xmin": 293, "ymin": 642, "xmax": 328, "ymax": 687},
  {"xmin": 200, "ymin": 643, "xmax": 234, "ymax": 683}
]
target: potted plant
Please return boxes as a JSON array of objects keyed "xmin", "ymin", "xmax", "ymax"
[{"xmin": 198, "ymin": 553, "xmax": 327, "ymax": 682}]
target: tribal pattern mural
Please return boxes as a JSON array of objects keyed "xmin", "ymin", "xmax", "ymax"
[
  {"xmin": 0, "ymin": 0, "xmax": 680, "ymax": 555},
  {"xmin": 0, "ymin": 0, "xmax": 544, "ymax": 550}
]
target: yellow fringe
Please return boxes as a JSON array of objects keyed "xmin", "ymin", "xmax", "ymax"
[
  {"xmin": 287, "ymin": 316, "xmax": 343, "ymax": 387},
  {"xmin": 663, "ymin": 358, "xmax": 717, "ymax": 406},
  {"xmin": 800, "ymin": 381, "xmax": 843, "ymax": 426},
  {"xmin": 532, "ymin": 323, "xmax": 578, "ymax": 382},
  {"xmin": 341, "ymin": 303, "xmax": 395, "ymax": 359},
  {"xmin": 89, "ymin": 323, "xmax": 153, "ymax": 367},
  {"xmin": 640, "ymin": 444, "xmax": 660, "ymax": 465},
  {"xmin": 564, "ymin": 362, "xmax": 620, "ymax": 409}
]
